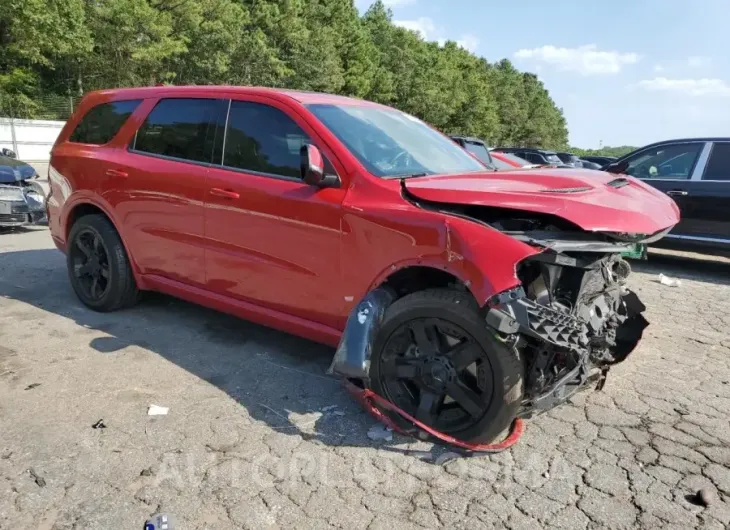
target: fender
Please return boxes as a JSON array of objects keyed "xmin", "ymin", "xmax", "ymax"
[{"xmin": 61, "ymin": 192, "xmax": 146, "ymax": 287}]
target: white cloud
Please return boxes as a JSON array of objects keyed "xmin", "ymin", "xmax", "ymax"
[
  {"xmin": 383, "ymin": 0, "xmax": 417, "ymax": 5},
  {"xmin": 514, "ymin": 44, "xmax": 641, "ymax": 75},
  {"xmin": 637, "ymin": 77, "xmax": 730, "ymax": 97},
  {"xmin": 394, "ymin": 17, "xmax": 436, "ymax": 39},
  {"xmin": 687, "ymin": 56, "xmax": 712, "ymax": 68},
  {"xmin": 456, "ymin": 34, "xmax": 480, "ymax": 53},
  {"xmin": 653, "ymin": 64, "xmax": 665, "ymax": 73}
]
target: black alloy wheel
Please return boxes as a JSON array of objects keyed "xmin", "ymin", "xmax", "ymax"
[
  {"xmin": 378, "ymin": 317, "xmax": 495, "ymax": 433},
  {"xmin": 70, "ymin": 227, "xmax": 111, "ymax": 302},
  {"xmin": 369, "ymin": 289, "xmax": 524, "ymax": 444}
]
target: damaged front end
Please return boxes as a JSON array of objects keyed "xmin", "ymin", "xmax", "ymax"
[
  {"xmin": 0, "ymin": 181, "xmax": 47, "ymax": 227},
  {"xmin": 487, "ymin": 250, "xmax": 648, "ymax": 418},
  {"xmin": 481, "ymin": 211, "xmax": 657, "ymax": 417}
]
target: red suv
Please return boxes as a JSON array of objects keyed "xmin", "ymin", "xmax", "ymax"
[{"xmin": 47, "ymin": 86, "xmax": 679, "ymax": 442}]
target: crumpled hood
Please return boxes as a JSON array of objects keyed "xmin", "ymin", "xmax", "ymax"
[
  {"xmin": 0, "ymin": 156, "xmax": 36, "ymax": 183},
  {"xmin": 404, "ymin": 168, "xmax": 680, "ymax": 235}
]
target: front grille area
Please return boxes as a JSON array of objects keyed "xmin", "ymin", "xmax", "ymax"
[
  {"xmin": 0, "ymin": 213, "xmax": 30, "ymax": 225},
  {"xmin": 10, "ymin": 202, "xmax": 30, "ymax": 214}
]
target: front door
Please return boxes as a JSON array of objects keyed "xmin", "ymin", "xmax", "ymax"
[
  {"xmin": 204, "ymin": 98, "xmax": 346, "ymax": 329},
  {"xmin": 622, "ymin": 141, "xmax": 707, "ymax": 237}
]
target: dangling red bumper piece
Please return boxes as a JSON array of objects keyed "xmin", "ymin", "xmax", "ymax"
[{"xmin": 344, "ymin": 380, "xmax": 525, "ymax": 453}]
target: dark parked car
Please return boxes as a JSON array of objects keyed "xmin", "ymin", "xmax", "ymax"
[
  {"xmin": 450, "ymin": 136, "xmax": 496, "ymax": 168},
  {"xmin": 606, "ymin": 138, "xmax": 730, "ymax": 255},
  {"xmin": 555, "ymin": 152, "xmax": 584, "ymax": 167},
  {"xmin": 579, "ymin": 159, "xmax": 603, "ymax": 170},
  {"xmin": 0, "ymin": 151, "xmax": 46, "ymax": 227},
  {"xmin": 583, "ymin": 155, "xmax": 617, "ymax": 166},
  {"xmin": 495, "ymin": 147, "xmax": 567, "ymax": 167}
]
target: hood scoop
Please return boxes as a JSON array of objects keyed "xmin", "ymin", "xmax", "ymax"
[{"xmin": 607, "ymin": 177, "xmax": 630, "ymax": 188}]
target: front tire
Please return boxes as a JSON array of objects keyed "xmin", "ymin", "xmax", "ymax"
[
  {"xmin": 67, "ymin": 214, "xmax": 139, "ymax": 312},
  {"xmin": 369, "ymin": 289, "xmax": 524, "ymax": 444}
]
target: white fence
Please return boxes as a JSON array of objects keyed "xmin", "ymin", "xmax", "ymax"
[{"xmin": 0, "ymin": 117, "xmax": 66, "ymax": 162}]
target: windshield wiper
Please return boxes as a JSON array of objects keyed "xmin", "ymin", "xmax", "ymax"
[{"xmin": 391, "ymin": 172, "xmax": 429, "ymax": 179}]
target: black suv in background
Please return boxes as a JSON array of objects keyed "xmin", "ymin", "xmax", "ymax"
[
  {"xmin": 450, "ymin": 136, "xmax": 495, "ymax": 168},
  {"xmin": 495, "ymin": 147, "xmax": 566, "ymax": 166},
  {"xmin": 583, "ymin": 155, "xmax": 617, "ymax": 166},
  {"xmin": 606, "ymin": 138, "xmax": 730, "ymax": 255}
]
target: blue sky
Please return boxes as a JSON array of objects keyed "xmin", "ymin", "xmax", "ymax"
[{"xmin": 356, "ymin": 0, "xmax": 730, "ymax": 148}]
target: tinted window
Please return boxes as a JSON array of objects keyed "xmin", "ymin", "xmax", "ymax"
[
  {"xmin": 224, "ymin": 102, "xmax": 310, "ymax": 178},
  {"xmin": 624, "ymin": 143, "xmax": 703, "ymax": 180},
  {"xmin": 133, "ymin": 98, "xmax": 222, "ymax": 163},
  {"xmin": 703, "ymin": 143, "xmax": 730, "ymax": 180},
  {"xmin": 69, "ymin": 100, "xmax": 141, "ymax": 145}
]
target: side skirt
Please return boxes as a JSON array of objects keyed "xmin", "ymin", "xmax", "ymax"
[{"xmin": 142, "ymin": 274, "xmax": 342, "ymax": 347}]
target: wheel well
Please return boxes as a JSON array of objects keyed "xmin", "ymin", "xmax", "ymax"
[
  {"xmin": 66, "ymin": 203, "xmax": 107, "ymax": 238},
  {"xmin": 381, "ymin": 266, "xmax": 474, "ymax": 301}
]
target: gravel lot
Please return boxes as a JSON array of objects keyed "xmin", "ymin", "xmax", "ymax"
[{"xmin": 1, "ymin": 227, "xmax": 730, "ymax": 529}]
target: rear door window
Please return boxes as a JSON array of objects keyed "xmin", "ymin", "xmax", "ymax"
[
  {"xmin": 69, "ymin": 100, "xmax": 141, "ymax": 145},
  {"xmin": 223, "ymin": 101, "xmax": 311, "ymax": 178},
  {"xmin": 132, "ymin": 98, "xmax": 225, "ymax": 164},
  {"xmin": 702, "ymin": 143, "xmax": 730, "ymax": 180}
]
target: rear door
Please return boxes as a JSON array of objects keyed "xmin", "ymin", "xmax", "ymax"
[
  {"xmin": 676, "ymin": 141, "xmax": 730, "ymax": 243},
  {"xmin": 621, "ymin": 141, "xmax": 708, "ymax": 236},
  {"xmin": 108, "ymin": 97, "xmax": 227, "ymax": 287}
]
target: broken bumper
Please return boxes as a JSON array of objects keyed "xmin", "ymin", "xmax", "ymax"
[{"xmin": 487, "ymin": 286, "xmax": 649, "ymax": 418}]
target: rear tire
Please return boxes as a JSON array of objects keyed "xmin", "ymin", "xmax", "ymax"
[
  {"xmin": 67, "ymin": 214, "xmax": 139, "ymax": 312},
  {"xmin": 369, "ymin": 289, "xmax": 524, "ymax": 444}
]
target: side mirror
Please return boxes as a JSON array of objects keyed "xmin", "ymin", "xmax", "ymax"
[
  {"xmin": 605, "ymin": 160, "xmax": 628, "ymax": 174},
  {"xmin": 300, "ymin": 144, "xmax": 339, "ymax": 188}
]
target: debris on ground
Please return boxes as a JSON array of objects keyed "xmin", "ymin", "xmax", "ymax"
[
  {"xmin": 367, "ymin": 424, "xmax": 393, "ymax": 442},
  {"xmin": 658, "ymin": 273, "xmax": 682, "ymax": 287},
  {"xmin": 28, "ymin": 468, "xmax": 46, "ymax": 487},
  {"xmin": 24, "ymin": 383, "xmax": 41, "ymax": 390},
  {"xmin": 145, "ymin": 512, "xmax": 175, "ymax": 530},
  {"xmin": 695, "ymin": 488, "xmax": 716, "ymax": 507},
  {"xmin": 91, "ymin": 419, "xmax": 107, "ymax": 429},
  {"xmin": 674, "ymin": 406, "xmax": 690, "ymax": 416},
  {"xmin": 321, "ymin": 405, "xmax": 338, "ymax": 412},
  {"xmin": 147, "ymin": 405, "xmax": 169, "ymax": 416},
  {"xmin": 140, "ymin": 467, "xmax": 154, "ymax": 477},
  {"xmin": 332, "ymin": 410, "xmax": 346, "ymax": 416}
]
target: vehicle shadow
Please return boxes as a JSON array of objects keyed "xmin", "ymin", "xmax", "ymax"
[
  {"xmin": 632, "ymin": 249, "xmax": 730, "ymax": 287},
  {"xmin": 0, "ymin": 248, "xmax": 444, "ymax": 458}
]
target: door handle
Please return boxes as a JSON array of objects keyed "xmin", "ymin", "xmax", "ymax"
[
  {"xmin": 666, "ymin": 190, "xmax": 688, "ymax": 196},
  {"xmin": 209, "ymin": 188, "xmax": 240, "ymax": 199},
  {"xmin": 105, "ymin": 169, "xmax": 128, "ymax": 178}
]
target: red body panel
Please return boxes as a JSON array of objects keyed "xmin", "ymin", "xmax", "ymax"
[
  {"xmin": 404, "ymin": 169, "xmax": 680, "ymax": 234},
  {"xmin": 47, "ymin": 86, "xmax": 679, "ymax": 345}
]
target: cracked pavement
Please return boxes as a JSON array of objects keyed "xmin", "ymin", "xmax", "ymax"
[{"xmin": 1, "ymin": 228, "xmax": 730, "ymax": 529}]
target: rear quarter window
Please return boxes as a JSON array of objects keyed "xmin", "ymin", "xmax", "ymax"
[{"xmin": 68, "ymin": 100, "xmax": 142, "ymax": 145}]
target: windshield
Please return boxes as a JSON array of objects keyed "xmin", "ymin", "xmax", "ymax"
[
  {"xmin": 463, "ymin": 141, "xmax": 493, "ymax": 166},
  {"xmin": 545, "ymin": 153, "xmax": 562, "ymax": 164},
  {"xmin": 306, "ymin": 104, "xmax": 485, "ymax": 177}
]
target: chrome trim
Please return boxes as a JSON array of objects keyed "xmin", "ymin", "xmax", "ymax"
[
  {"xmin": 664, "ymin": 233, "xmax": 730, "ymax": 244},
  {"xmin": 221, "ymin": 99, "xmax": 232, "ymax": 167},
  {"xmin": 689, "ymin": 142, "xmax": 713, "ymax": 181}
]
